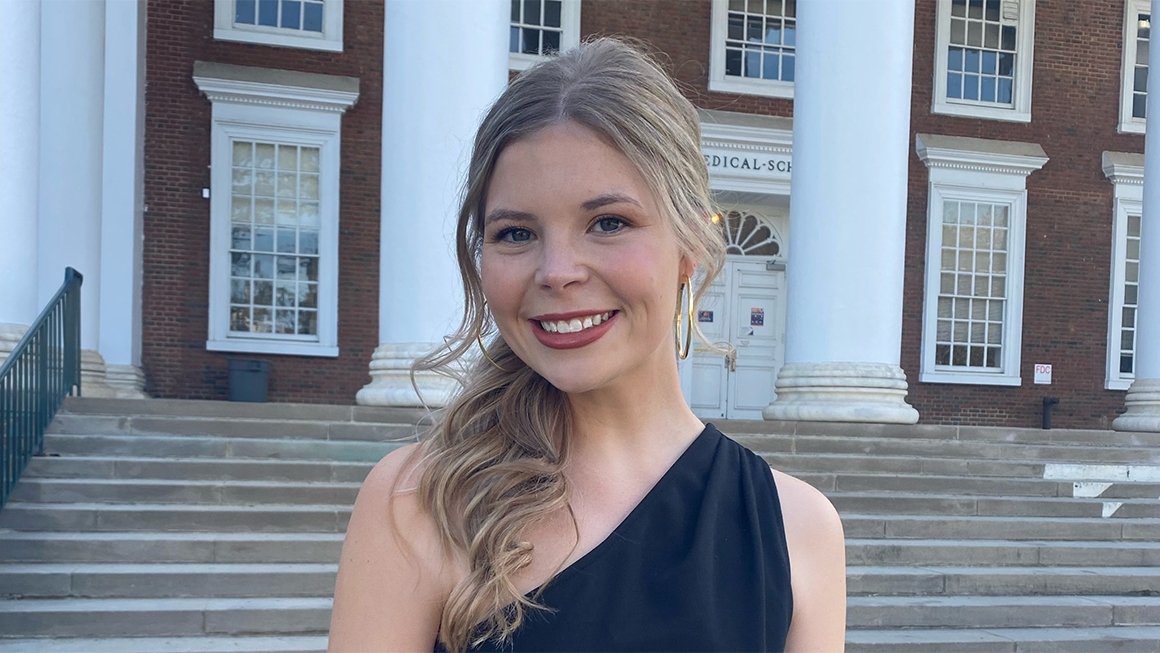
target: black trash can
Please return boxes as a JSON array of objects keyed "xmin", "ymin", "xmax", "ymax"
[{"xmin": 228, "ymin": 359, "xmax": 269, "ymax": 402}]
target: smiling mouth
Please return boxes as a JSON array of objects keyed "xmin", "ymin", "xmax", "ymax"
[{"xmin": 537, "ymin": 311, "xmax": 616, "ymax": 334}]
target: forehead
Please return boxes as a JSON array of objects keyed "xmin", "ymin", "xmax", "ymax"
[{"xmin": 484, "ymin": 121, "xmax": 658, "ymax": 213}]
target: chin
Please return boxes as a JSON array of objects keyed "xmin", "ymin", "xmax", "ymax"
[{"xmin": 532, "ymin": 367, "xmax": 612, "ymax": 396}]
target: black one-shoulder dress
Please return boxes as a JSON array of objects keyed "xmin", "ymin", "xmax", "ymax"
[{"xmin": 444, "ymin": 423, "xmax": 793, "ymax": 652}]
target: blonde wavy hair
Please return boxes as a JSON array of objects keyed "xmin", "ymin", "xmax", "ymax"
[{"xmin": 413, "ymin": 37, "xmax": 727, "ymax": 652}]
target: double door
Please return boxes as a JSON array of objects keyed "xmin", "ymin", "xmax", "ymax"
[{"xmin": 685, "ymin": 257, "xmax": 785, "ymax": 420}]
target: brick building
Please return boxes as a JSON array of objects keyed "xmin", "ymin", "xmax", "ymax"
[{"xmin": 3, "ymin": 0, "xmax": 1159, "ymax": 430}]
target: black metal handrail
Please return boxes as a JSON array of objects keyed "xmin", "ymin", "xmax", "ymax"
[{"xmin": 0, "ymin": 268, "xmax": 83, "ymax": 509}]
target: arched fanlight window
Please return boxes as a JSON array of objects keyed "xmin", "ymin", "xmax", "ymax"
[{"xmin": 718, "ymin": 209, "xmax": 781, "ymax": 256}]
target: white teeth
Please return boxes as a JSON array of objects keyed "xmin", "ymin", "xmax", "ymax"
[{"xmin": 539, "ymin": 312, "xmax": 612, "ymax": 334}]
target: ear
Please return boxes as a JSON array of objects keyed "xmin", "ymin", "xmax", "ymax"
[{"xmin": 679, "ymin": 255, "xmax": 696, "ymax": 281}]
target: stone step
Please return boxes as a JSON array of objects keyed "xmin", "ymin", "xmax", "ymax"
[
  {"xmin": 830, "ymin": 492, "xmax": 1160, "ymax": 519},
  {"xmin": 0, "ymin": 597, "xmax": 332, "ymax": 638},
  {"xmin": 0, "ymin": 503, "xmax": 351, "ymax": 533},
  {"xmin": 732, "ymin": 433, "xmax": 1160, "ymax": 465},
  {"xmin": 56, "ymin": 396, "xmax": 426, "ymax": 423},
  {"xmin": 0, "ymin": 563, "xmax": 337, "ymax": 599},
  {"xmin": 847, "ymin": 565, "xmax": 1160, "ymax": 596},
  {"xmin": 819, "ymin": 473, "xmax": 1085, "ymax": 497},
  {"xmin": 846, "ymin": 595, "xmax": 1160, "ymax": 629},
  {"xmin": 846, "ymin": 538, "xmax": 1160, "ymax": 567},
  {"xmin": 0, "ymin": 636, "xmax": 328, "ymax": 653},
  {"xmin": 1066, "ymin": 481, "xmax": 1160, "ymax": 499},
  {"xmin": 842, "ymin": 515, "xmax": 1160, "ymax": 541},
  {"xmin": 723, "ymin": 419, "xmax": 1160, "ymax": 449},
  {"xmin": 5, "ymin": 561, "xmax": 1154, "ymax": 601},
  {"xmin": 0, "ymin": 532, "xmax": 344, "ymax": 564},
  {"xmin": 763, "ymin": 452, "xmax": 1046, "ymax": 479},
  {"xmin": 42, "ymin": 433, "xmax": 396, "ymax": 463},
  {"xmin": 844, "ymin": 626, "xmax": 1160, "ymax": 653},
  {"xmin": 50, "ymin": 413, "xmax": 415, "ymax": 443},
  {"xmin": 23, "ymin": 456, "xmax": 374, "ymax": 483},
  {"xmin": 8, "ymin": 478, "xmax": 361, "ymax": 506}
]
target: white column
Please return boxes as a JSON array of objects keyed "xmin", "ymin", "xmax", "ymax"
[
  {"xmin": 0, "ymin": 0, "xmax": 41, "ymax": 363},
  {"xmin": 357, "ymin": 0, "xmax": 508, "ymax": 406},
  {"xmin": 764, "ymin": 0, "xmax": 919, "ymax": 424},
  {"xmin": 39, "ymin": 0, "xmax": 116, "ymax": 397},
  {"xmin": 98, "ymin": 0, "xmax": 148, "ymax": 398},
  {"xmin": 1115, "ymin": 0, "xmax": 1160, "ymax": 431}
]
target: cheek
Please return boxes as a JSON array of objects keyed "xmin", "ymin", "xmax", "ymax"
[{"xmin": 480, "ymin": 256, "xmax": 520, "ymax": 318}]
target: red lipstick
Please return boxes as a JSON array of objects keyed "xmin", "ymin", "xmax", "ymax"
[{"xmin": 530, "ymin": 311, "xmax": 618, "ymax": 350}]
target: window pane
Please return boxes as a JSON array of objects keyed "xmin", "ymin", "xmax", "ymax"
[
  {"xmin": 280, "ymin": 0, "xmax": 302, "ymax": 29},
  {"xmin": 236, "ymin": 0, "xmax": 256, "ymax": 24},
  {"xmin": 303, "ymin": 1, "xmax": 323, "ymax": 32},
  {"xmin": 521, "ymin": 27, "xmax": 540, "ymax": 55},
  {"xmin": 524, "ymin": 0, "xmax": 541, "ymax": 25},
  {"xmin": 258, "ymin": 0, "xmax": 278, "ymax": 26},
  {"xmin": 543, "ymin": 29, "xmax": 560, "ymax": 53},
  {"xmin": 544, "ymin": 0, "xmax": 562, "ymax": 27}
]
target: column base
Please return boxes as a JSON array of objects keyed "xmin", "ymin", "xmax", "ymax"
[
  {"xmin": 356, "ymin": 342, "xmax": 460, "ymax": 407},
  {"xmin": 80, "ymin": 349, "xmax": 119, "ymax": 398},
  {"xmin": 764, "ymin": 361, "xmax": 919, "ymax": 424},
  {"xmin": 1112, "ymin": 378, "xmax": 1160, "ymax": 431},
  {"xmin": 0, "ymin": 323, "xmax": 29, "ymax": 366},
  {"xmin": 105, "ymin": 363, "xmax": 148, "ymax": 399}
]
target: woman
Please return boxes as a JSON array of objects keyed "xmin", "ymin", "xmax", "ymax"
[{"xmin": 329, "ymin": 38, "xmax": 846, "ymax": 652}]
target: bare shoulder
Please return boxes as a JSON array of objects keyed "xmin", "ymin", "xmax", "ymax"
[
  {"xmin": 328, "ymin": 443, "xmax": 457, "ymax": 651},
  {"xmin": 770, "ymin": 469, "xmax": 847, "ymax": 652},
  {"xmin": 771, "ymin": 469, "xmax": 844, "ymax": 542}
]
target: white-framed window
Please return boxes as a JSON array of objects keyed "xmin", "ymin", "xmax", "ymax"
[
  {"xmin": 708, "ymin": 0, "xmax": 796, "ymax": 99},
  {"xmin": 915, "ymin": 133, "xmax": 1048, "ymax": 386},
  {"xmin": 1102, "ymin": 151, "xmax": 1145, "ymax": 389},
  {"xmin": 214, "ymin": 0, "xmax": 343, "ymax": 52},
  {"xmin": 509, "ymin": 0, "xmax": 581, "ymax": 71},
  {"xmin": 932, "ymin": 0, "xmax": 1035, "ymax": 123},
  {"xmin": 1119, "ymin": 0, "xmax": 1151, "ymax": 134},
  {"xmin": 193, "ymin": 62, "xmax": 359, "ymax": 357}
]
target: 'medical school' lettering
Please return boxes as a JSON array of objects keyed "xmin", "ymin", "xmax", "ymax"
[{"xmin": 703, "ymin": 154, "xmax": 792, "ymax": 173}]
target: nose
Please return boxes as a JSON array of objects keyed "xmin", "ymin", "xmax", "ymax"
[{"xmin": 533, "ymin": 234, "xmax": 588, "ymax": 290}]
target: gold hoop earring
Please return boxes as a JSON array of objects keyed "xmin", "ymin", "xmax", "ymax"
[
  {"xmin": 674, "ymin": 278, "xmax": 693, "ymax": 360},
  {"xmin": 476, "ymin": 330, "xmax": 514, "ymax": 373}
]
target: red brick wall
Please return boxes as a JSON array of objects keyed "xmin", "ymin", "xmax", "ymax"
[
  {"xmin": 143, "ymin": 0, "xmax": 382, "ymax": 403},
  {"xmin": 143, "ymin": 0, "xmax": 1140, "ymax": 427},
  {"xmin": 902, "ymin": 1, "xmax": 1140, "ymax": 428}
]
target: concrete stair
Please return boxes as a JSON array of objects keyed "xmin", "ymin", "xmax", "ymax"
[{"xmin": 0, "ymin": 401, "xmax": 1156, "ymax": 651}]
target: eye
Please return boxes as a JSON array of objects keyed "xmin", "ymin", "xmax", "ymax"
[
  {"xmin": 493, "ymin": 226, "xmax": 534, "ymax": 243},
  {"xmin": 593, "ymin": 216, "xmax": 627, "ymax": 234}
]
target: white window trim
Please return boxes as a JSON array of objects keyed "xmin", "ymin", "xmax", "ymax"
[
  {"xmin": 509, "ymin": 0, "xmax": 581, "ymax": 71},
  {"xmin": 915, "ymin": 133, "xmax": 1048, "ymax": 386},
  {"xmin": 1103, "ymin": 151, "xmax": 1144, "ymax": 389},
  {"xmin": 1119, "ymin": 0, "xmax": 1149, "ymax": 134},
  {"xmin": 214, "ymin": 0, "xmax": 343, "ymax": 52},
  {"xmin": 707, "ymin": 0, "xmax": 794, "ymax": 99},
  {"xmin": 932, "ymin": 0, "xmax": 1035, "ymax": 123},
  {"xmin": 193, "ymin": 62, "xmax": 358, "ymax": 358}
]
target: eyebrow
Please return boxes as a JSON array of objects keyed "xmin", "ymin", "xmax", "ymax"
[
  {"xmin": 582, "ymin": 192, "xmax": 642, "ymax": 211},
  {"xmin": 483, "ymin": 208, "xmax": 535, "ymax": 225},
  {"xmin": 483, "ymin": 192, "xmax": 643, "ymax": 226}
]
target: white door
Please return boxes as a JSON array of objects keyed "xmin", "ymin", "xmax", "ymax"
[{"xmin": 688, "ymin": 258, "xmax": 785, "ymax": 420}]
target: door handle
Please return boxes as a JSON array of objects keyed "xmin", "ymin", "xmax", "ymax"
[{"xmin": 725, "ymin": 350, "xmax": 737, "ymax": 372}]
